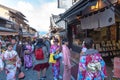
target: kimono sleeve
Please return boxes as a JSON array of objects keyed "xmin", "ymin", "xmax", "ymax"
[
  {"xmin": 77, "ymin": 56, "xmax": 87, "ymax": 80},
  {"xmin": 99, "ymin": 55, "xmax": 107, "ymax": 77}
]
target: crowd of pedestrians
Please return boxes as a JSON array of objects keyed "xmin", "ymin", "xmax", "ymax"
[{"xmin": 0, "ymin": 36, "xmax": 107, "ymax": 80}]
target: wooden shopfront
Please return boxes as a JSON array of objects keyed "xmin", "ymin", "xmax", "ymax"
[{"xmin": 58, "ymin": 0, "xmax": 120, "ymax": 56}]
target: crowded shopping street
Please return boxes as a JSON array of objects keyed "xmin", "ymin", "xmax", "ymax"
[{"xmin": 1, "ymin": 0, "xmax": 120, "ymax": 80}]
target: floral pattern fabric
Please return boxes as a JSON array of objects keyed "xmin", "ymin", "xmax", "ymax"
[
  {"xmin": 50, "ymin": 45, "xmax": 61, "ymax": 80},
  {"xmin": 77, "ymin": 53, "xmax": 107, "ymax": 80}
]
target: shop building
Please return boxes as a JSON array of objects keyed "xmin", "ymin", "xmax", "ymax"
[
  {"xmin": 49, "ymin": 14, "xmax": 66, "ymax": 38},
  {"xmin": 0, "ymin": 17, "xmax": 18, "ymax": 36},
  {"xmin": 57, "ymin": 0, "xmax": 120, "ymax": 56},
  {"xmin": 0, "ymin": 4, "xmax": 37, "ymax": 39}
]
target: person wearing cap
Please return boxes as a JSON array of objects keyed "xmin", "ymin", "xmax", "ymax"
[
  {"xmin": 62, "ymin": 38, "xmax": 71, "ymax": 80},
  {"xmin": 50, "ymin": 38, "xmax": 61, "ymax": 80}
]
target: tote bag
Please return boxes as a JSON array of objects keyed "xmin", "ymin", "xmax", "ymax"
[{"xmin": 49, "ymin": 53, "xmax": 56, "ymax": 63}]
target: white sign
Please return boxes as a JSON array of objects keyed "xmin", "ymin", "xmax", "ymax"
[{"xmin": 58, "ymin": 0, "xmax": 72, "ymax": 9}]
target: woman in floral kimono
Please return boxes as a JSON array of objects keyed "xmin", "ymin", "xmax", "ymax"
[
  {"xmin": 3, "ymin": 43, "xmax": 21, "ymax": 80},
  {"xmin": 77, "ymin": 38, "xmax": 107, "ymax": 80},
  {"xmin": 24, "ymin": 42, "xmax": 33, "ymax": 70},
  {"xmin": 50, "ymin": 38, "xmax": 61, "ymax": 80},
  {"xmin": 62, "ymin": 39, "xmax": 71, "ymax": 80}
]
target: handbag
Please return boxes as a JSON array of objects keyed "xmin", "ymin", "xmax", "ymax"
[
  {"xmin": 53, "ymin": 52, "xmax": 62, "ymax": 60},
  {"xmin": 49, "ymin": 53, "xmax": 56, "ymax": 63},
  {"xmin": 53, "ymin": 53, "xmax": 60, "ymax": 60}
]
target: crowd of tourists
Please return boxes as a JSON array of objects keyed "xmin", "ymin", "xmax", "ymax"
[{"xmin": 0, "ymin": 36, "xmax": 107, "ymax": 80}]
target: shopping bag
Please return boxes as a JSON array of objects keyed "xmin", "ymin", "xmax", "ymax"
[{"xmin": 49, "ymin": 53, "xmax": 56, "ymax": 63}]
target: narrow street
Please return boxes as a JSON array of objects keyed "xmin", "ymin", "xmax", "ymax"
[
  {"xmin": 0, "ymin": 62, "xmax": 64, "ymax": 80},
  {"xmin": 0, "ymin": 52, "xmax": 78, "ymax": 80}
]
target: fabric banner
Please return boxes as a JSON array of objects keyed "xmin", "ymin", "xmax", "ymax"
[
  {"xmin": 99, "ymin": 7, "xmax": 115, "ymax": 27},
  {"xmin": 81, "ymin": 13, "xmax": 98, "ymax": 29},
  {"xmin": 81, "ymin": 7, "xmax": 115, "ymax": 29}
]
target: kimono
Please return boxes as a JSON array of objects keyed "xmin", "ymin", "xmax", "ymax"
[
  {"xmin": 0, "ymin": 56, "xmax": 4, "ymax": 72},
  {"xmin": 24, "ymin": 44, "xmax": 33, "ymax": 68},
  {"xmin": 77, "ymin": 49, "xmax": 107, "ymax": 80},
  {"xmin": 50, "ymin": 44, "xmax": 61, "ymax": 80},
  {"xmin": 4, "ymin": 50, "xmax": 21, "ymax": 80},
  {"xmin": 62, "ymin": 45, "xmax": 71, "ymax": 80}
]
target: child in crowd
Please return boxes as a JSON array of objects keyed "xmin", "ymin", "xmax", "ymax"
[{"xmin": 3, "ymin": 43, "xmax": 21, "ymax": 80}]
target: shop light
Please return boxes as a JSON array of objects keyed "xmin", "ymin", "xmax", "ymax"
[
  {"xmin": 118, "ymin": 0, "xmax": 120, "ymax": 4},
  {"xmin": 91, "ymin": 0, "xmax": 103, "ymax": 11},
  {"xmin": 76, "ymin": 15, "xmax": 81, "ymax": 21}
]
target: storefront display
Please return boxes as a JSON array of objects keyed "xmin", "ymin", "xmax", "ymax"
[{"xmin": 72, "ymin": 25, "xmax": 86, "ymax": 47}]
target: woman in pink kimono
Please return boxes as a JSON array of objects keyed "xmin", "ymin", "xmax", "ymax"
[
  {"xmin": 50, "ymin": 38, "xmax": 61, "ymax": 80},
  {"xmin": 3, "ymin": 43, "xmax": 21, "ymax": 80},
  {"xmin": 62, "ymin": 39, "xmax": 71, "ymax": 80}
]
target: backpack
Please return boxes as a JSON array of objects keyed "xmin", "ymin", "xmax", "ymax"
[{"xmin": 35, "ymin": 48, "xmax": 44, "ymax": 60}]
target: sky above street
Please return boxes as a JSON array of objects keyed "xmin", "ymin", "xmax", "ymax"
[{"xmin": 0, "ymin": 0, "xmax": 65, "ymax": 32}]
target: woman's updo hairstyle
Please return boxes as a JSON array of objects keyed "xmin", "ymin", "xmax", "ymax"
[{"xmin": 84, "ymin": 38, "xmax": 94, "ymax": 49}]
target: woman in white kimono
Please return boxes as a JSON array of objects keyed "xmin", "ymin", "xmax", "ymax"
[{"xmin": 3, "ymin": 43, "xmax": 21, "ymax": 80}]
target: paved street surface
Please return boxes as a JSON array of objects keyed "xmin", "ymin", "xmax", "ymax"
[
  {"xmin": 0, "ymin": 61, "xmax": 64, "ymax": 80},
  {"xmin": 0, "ymin": 51, "xmax": 77, "ymax": 80},
  {"xmin": 0, "ymin": 51, "xmax": 116, "ymax": 80}
]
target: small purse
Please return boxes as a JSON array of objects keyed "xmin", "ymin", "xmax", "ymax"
[{"xmin": 53, "ymin": 53, "xmax": 60, "ymax": 60}]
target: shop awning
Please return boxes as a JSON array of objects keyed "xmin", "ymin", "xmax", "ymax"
[
  {"xmin": 56, "ymin": 0, "xmax": 97, "ymax": 23},
  {"xmin": 0, "ymin": 31, "xmax": 18, "ymax": 35},
  {"xmin": 81, "ymin": 7, "xmax": 115, "ymax": 29}
]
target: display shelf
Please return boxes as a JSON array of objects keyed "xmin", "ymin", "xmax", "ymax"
[{"xmin": 95, "ymin": 41, "xmax": 120, "ymax": 57}]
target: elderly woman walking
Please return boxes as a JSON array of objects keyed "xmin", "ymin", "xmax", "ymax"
[{"xmin": 62, "ymin": 39, "xmax": 71, "ymax": 80}]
